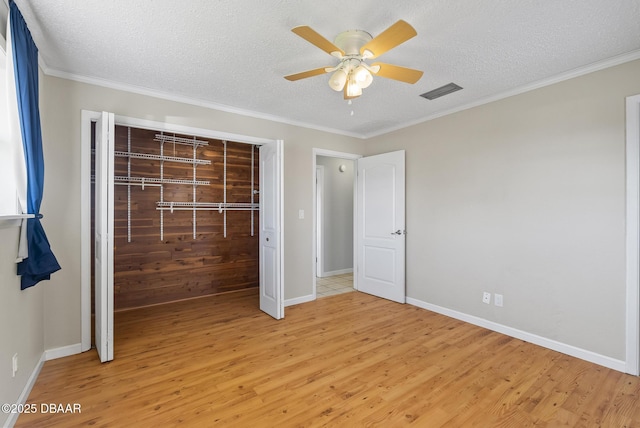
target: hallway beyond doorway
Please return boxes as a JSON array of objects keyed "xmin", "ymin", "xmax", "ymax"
[{"xmin": 317, "ymin": 273, "xmax": 353, "ymax": 298}]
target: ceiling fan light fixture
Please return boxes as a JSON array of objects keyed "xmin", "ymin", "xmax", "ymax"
[
  {"xmin": 328, "ymin": 69, "xmax": 348, "ymax": 91},
  {"xmin": 346, "ymin": 83, "xmax": 362, "ymax": 98},
  {"xmin": 353, "ymin": 64, "xmax": 373, "ymax": 88},
  {"xmin": 346, "ymin": 73, "xmax": 363, "ymax": 97}
]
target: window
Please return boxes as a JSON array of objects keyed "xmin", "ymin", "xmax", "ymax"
[{"xmin": 0, "ymin": 31, "xmax": 24, "ymax": 217}]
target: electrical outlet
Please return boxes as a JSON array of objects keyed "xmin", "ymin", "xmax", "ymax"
[
  {"xmin": 12, "ymin": 353, "xmax": 18, "ymax": 377},
  {"xmin": 482, "ymin": 292, "xmax": 491, "ymax": 304},
  {"xmin": 494, "ymin": 294, "xmax": 503, "ymax": 307},
  {"xmin": 298, "ymin": 209, "xmax": 305, "ymax": 219}
]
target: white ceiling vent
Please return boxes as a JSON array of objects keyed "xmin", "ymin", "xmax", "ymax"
[{"xmin": 420, "ymin": 83, "xmax": 463, "ymax": 100}]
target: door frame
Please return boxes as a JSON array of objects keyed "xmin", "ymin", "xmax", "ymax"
[
  {"xmin": 312, "ymin": 149, "xmax": 361, "ymax": 299},
  {"xmin": 80, "ymin": 110, "xmax": 283, "ymax": 351},
  {"xmin": 626, "ymin": 93, "xmax": 640, "ymax": 375},
  {"xmin": 315, "ymin": 165, "xmax": 324, "ymax": 278}
]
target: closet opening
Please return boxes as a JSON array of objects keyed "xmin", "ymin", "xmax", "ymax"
[{"xmin": 90, "ymin": 123, "xmax": 260, "ymax": 345}]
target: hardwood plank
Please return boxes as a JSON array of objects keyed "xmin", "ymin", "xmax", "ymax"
[{"xmin": 16, "ymin": 292, "xmax": 640, "ymax": 427}]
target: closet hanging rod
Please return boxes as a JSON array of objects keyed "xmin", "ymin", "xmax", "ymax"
[
  {"xmin": 115, "ymin": 182, "xmax": 162, "ymax": 188},
  {"xmin": 114, "ymin": 176, "xmax": 210, "ymax": 186},
  {"xmin": 156, "ymin": 201, "xmax": 259, "ymax": 214},
  {"xmin": 154, "ymin": 134, "xmax": 209, "ymax": 147},
  {"xmin": 114, "ymin": 151, "xmax": 211, "ymax": 165},
  {"xmin": 91, "ymin": 175, "xmax": 211, "ymax": 186},
  {"xmin": 156, "ymin": 202, "xmax": 259, "ymax": 208},
  {"xmin": 156, "ymin": 207, "xmax": 259, "ymax": 212}
]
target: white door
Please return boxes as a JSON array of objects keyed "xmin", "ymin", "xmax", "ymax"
[
  {"xmin": 356, "ymin": 150, "xmax": 406, "ymax": 303},
  {"xmin": 259, "ymin": 141, "xmax": 283, "ymax": 319},
  {"xmin": 94, "ymin": 111, "xmax": 115, "ymax": 362}
]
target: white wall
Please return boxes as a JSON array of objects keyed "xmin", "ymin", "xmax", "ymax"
[
  {"xmin": 365, "ymin": 59, "xmax": 640, "ymax": 361},
  {"xmin": 317, "ymin": 156, "xmax": 354, "ymax": 275},
  {"xmin": 37, "ymin": 75, "xmax": 366, "ymax": 350}
]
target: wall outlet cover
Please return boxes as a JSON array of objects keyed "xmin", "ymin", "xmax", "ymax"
[{"xmin": 482, "ymin": 292, "xmax": 491, "ymax": 304}]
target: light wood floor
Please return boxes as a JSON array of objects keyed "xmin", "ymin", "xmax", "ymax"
[{"xmin": 17, "ymin": 290, "xmax": 640, "ymax": 427}]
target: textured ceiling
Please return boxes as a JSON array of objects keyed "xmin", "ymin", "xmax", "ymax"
[{"xmin": 12, "ymin": 0, "xmax": 640, "ymax": 138}]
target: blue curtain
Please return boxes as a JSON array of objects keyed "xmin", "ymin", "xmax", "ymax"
[{"xmin": 10, "ymin": 1, "xmax": 61, "ymax": 289}]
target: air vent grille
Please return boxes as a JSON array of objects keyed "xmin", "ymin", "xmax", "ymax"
[{"xmin": 420, "ymin": 83, "xmax": 463, "ymax": 100}]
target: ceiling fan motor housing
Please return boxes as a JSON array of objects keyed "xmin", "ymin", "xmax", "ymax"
[
  {"xmin": 334, "ymin": 30, "xmax": 373, "ymax": 56},
  {"xmin": 331, "ymin": 30, "xmax": 375, "ymax": 89}
]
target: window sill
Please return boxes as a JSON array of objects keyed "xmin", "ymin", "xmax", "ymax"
[{"xmin": 0, "ymin": 214, "xmax": 34, "ymax": 229}]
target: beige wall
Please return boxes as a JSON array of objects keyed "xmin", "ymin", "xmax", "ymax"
[
  {"xmin": 38, "ymin": 75, "xmax": 366, "ymax": 350},
  {"xmin": 0, "ymin": 225, "xmax": 44, "ymax": 428},
  {"xmin": 4, "ymin": 54, "xmax": 639, "ymax": 417},
  {"xmin": 317, "ymin": 156, "xmax": 355, "ymax": 274},
  {"xmin": 365, "ymin": 59, "xmax": 640, "ymax": 360}
]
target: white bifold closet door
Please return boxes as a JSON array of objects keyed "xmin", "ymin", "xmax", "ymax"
[
  {"xmin": 94, "ymin": 111, "xmax": 115, "ymax": 363},
  {"xmin": 259, "ymin": 141, "xmax": 284, "ymax": 319}
]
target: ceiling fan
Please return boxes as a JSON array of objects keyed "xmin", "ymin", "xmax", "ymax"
[{"xmin": 284, "ymin": 20, "xmax": 423, "ymax": 100}]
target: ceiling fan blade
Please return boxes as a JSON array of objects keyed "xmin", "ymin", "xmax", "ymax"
[
  {"xmin": 292, "ymin": 26, "xmax": 345, "ymax": 57},
  {"xmin": 371, "ymin": 62, "xmax": 423, "ymax": 84},
  {"xmin": 284, "ymin": 67, "xmax": 331, "ymax": 81},
  {"xmin": 360, "ymin": 20, "xmax": 417, "ymax": 59}
]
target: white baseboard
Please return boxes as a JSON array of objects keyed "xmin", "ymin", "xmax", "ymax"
[
  {"xmin": 4, "ymin": 344, "xmax": 84, "ymax": 427},
  {"xmin": 44, "ymin": 343, "xmax": 82, "ymax": 361},
  {"xmin": 4, "ymin": 353, "xmax": 45, "ymax": 428},
  {"xmin": 406, "ymin": 297, "xmax": 627, "ymax": 373},
  {"xmin": 323, "ymin": 268, "xmax": 353, "ymax": 277},
  {"xmin": 284, "ymin": 294, "xmax": 315, "ymax": 307}
]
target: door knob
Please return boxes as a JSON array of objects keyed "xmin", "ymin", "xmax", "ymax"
[{"xmin": 391, "ymin": 230, "xmax": 406, "ymax": 235}]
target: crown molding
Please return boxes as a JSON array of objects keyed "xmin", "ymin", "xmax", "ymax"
[
  {"xmin": 363, "ymin": 49, "xmax": 640, "ymax": 139},
  {"xmin": 38, "ymin": 49, "xmax": 640, "ymax": 141},
  {"xmin": 40, "ymin": 63, "xmax": 367, "ymax": 140}
]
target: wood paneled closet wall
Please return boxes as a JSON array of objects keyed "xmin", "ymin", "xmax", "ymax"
[{"xmin": 111, "ymin": 125, "xmax": 259, "ymax": 310}]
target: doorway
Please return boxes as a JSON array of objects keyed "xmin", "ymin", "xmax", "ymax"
[
  {"xmin": 314, "ymin": 149, "xmax": 407, "ymax": 304},
  {"xmin": 313, "ymin": 149, "xmax": 361, "ymax": 299}
]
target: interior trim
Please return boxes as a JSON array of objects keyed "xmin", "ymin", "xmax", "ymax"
[
  {"xmin": 408, "ymin": 297, "xmax": 627, "ymax": 373},
  {"xmin": 625, "ymin": 93, "xmax": 640, "ymax": 375},
  {"xmin": 43, "ymin": 50, "xmax": 640, "ymax": 140}
]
